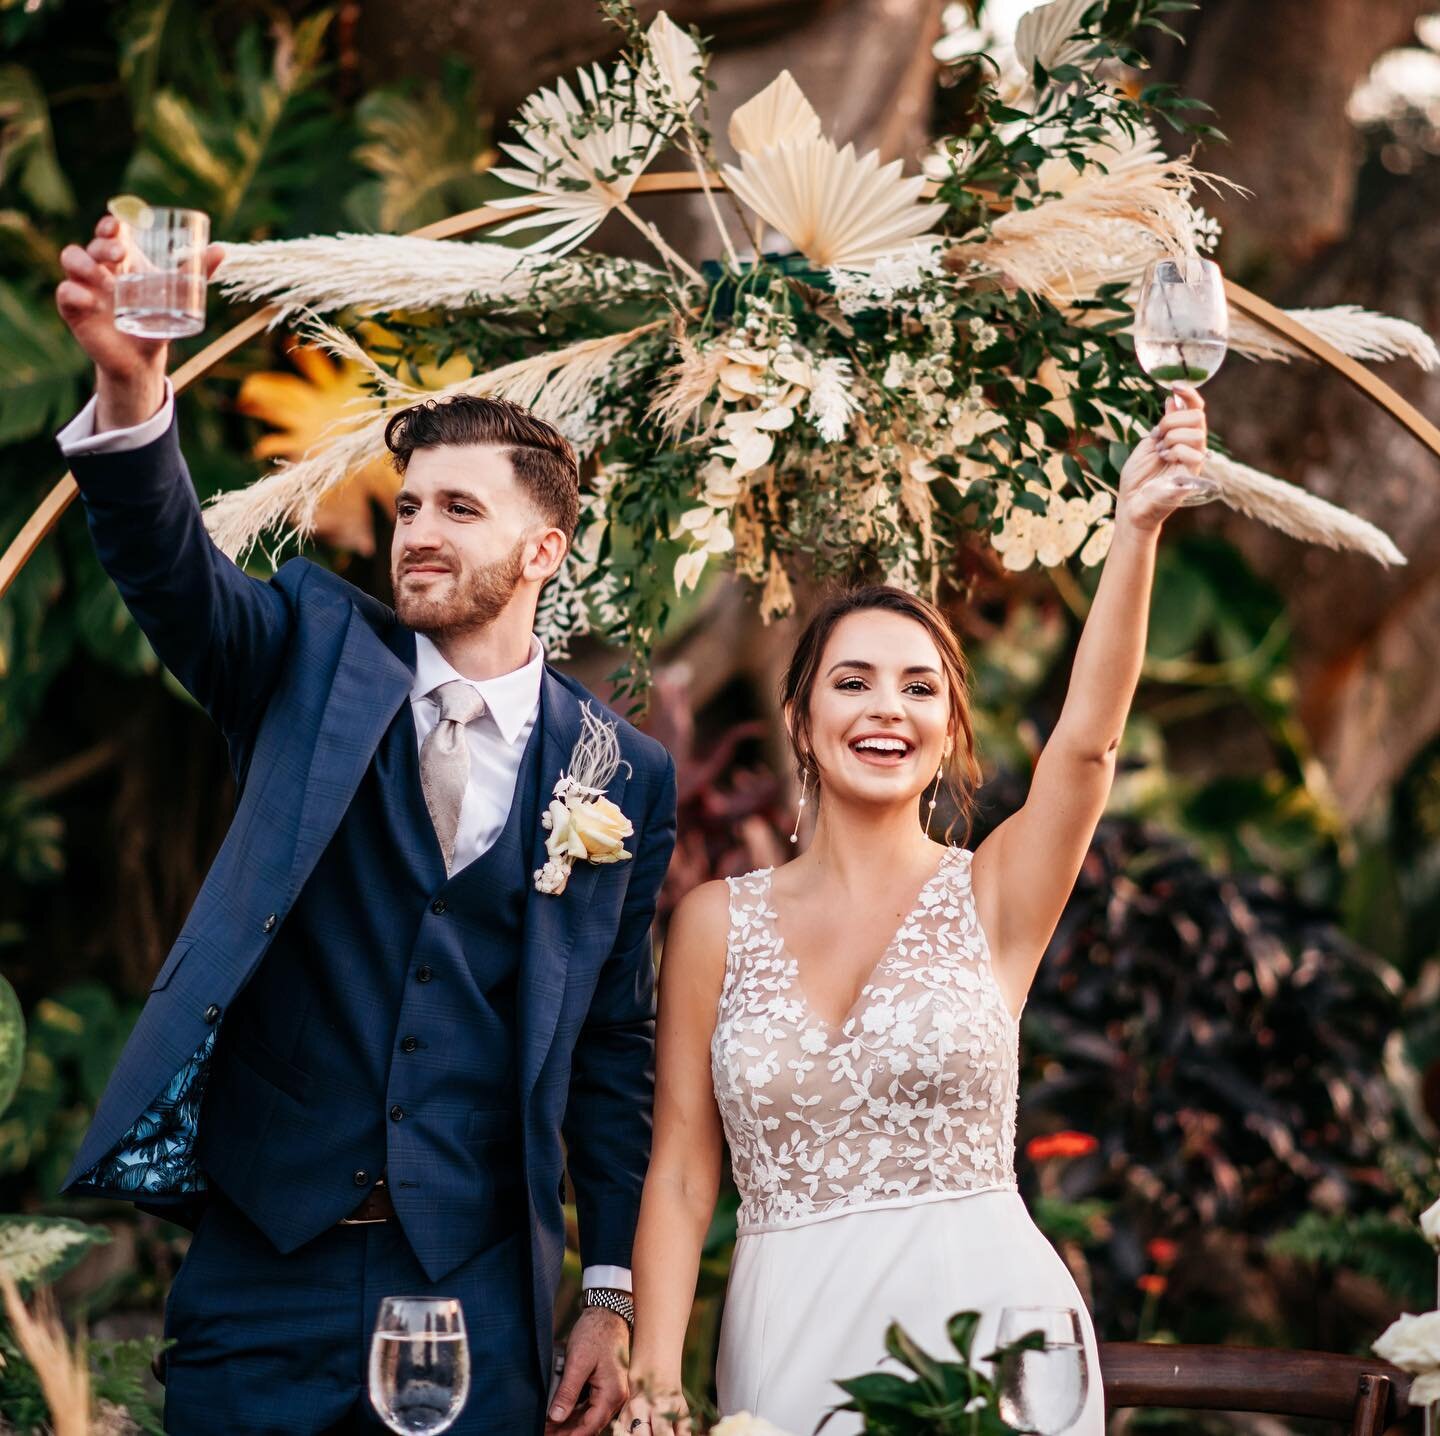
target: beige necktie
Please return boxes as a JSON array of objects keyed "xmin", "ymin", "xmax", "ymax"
[{"xmin": 420, "ymin": 680, "xmax": 487, "ymax": 870}]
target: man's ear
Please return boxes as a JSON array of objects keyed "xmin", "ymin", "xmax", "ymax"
[{"xmin": 527, "ymin": 526, "xmax": 569, "ymax": 585}]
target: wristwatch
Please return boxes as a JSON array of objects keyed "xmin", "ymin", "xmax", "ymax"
[{"xmin": 582, "ymin": 1286, "xmax": 635, "ymax": 1332}]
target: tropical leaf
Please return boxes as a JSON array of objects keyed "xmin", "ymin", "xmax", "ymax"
[
  {"xmin": 346, "ymin": 62, "xmax": 500, "ymax": 234},
  {"xmin": 0, "ymin": 64, "xmax": 74, "ymax": 215},
  {"xmin": 0, "ymin": 974, "xmax": 22, "ymax": 1116},
  {"xmin": 125, "ymin": 11, "xmax": 350, "ymax": 238},
  {"xmin": 0, "ymin": 279, "xmax": 88, "ymax": 445},
  {"xmin": 115, "ymin": 0, "xmax": 182, "ymax": 114},
  {"xmin": 0, "ymin": 1216, "xmax": 109, "ymax": 1292}
]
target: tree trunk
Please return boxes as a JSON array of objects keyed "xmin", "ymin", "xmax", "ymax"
[{"xmin": 1151, "ymin": 0, "xmax": 1440, "ymax": 818}]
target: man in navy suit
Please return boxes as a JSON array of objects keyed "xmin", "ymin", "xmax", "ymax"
[{"xmin": 54, "ymin": 214, "xmax": 677, "ymax": 1436}]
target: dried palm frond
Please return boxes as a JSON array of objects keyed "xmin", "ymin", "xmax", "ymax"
[
  {"xmin": 1205, "ymin": 453, "xmax": 1406, "ymax": 565},
  {"xmin": 728, "ymin": 71, "xmax": 822, "ymax": 155},
  {"xmin": 723, "ymin": 137, "xmax": 945, "ymax": 268},
  {"xmin": 205, "ymin": 322, "xmax": 664, "ymax": 561},
  {"xmin": 1228, "ymin": 304, "xmax": 1439, "ymax": 370},
  {"xmin": 216, "ymin": 236, "xmax": 550, "ymax": 323},
  {"xmin": 648, "ymin": 322, "xmax": 727, "ymax": 437},
  {"xmin": 1014, "ymin": 0, "xmax": 1095, "ymax": 81},
  {"xmin": 1, "ymin": 1273, "xmax": 91, "ymax": 1436},
  {"xmin": 951, "ymin": 149, "xmax": 1229, "ymax": 302},
  {"xmin": 642, "ymin": 11, "xmax": 704, "ymax": 114},
  {"xmin": 491, "ymin": 12, "xmax": 699, "ymax": 257}
]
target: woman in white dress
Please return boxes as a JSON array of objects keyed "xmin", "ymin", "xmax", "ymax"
[{"xmin": 618, "ymin": 387, "xmax": 1210, "ymax": 1436}]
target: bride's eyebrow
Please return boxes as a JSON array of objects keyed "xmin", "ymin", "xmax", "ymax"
[{"xmin": 824, "ymin": 661, "xmax": 941, "ymax": 678}]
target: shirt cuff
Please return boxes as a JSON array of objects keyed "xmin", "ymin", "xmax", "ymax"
[
  {"xmin": 57, "ymin": 381, "xmax": 175, "ymax": 457},
  {"xmin": 581, "ymin": 1265, "xmax": 632, "ymax": 1294}
]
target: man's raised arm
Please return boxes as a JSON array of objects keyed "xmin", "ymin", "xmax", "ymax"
[{"xmin": 56, "ymin": 214, "xmax": 295, "ymax": 741}]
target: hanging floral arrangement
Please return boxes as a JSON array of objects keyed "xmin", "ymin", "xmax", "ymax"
[{"xmin": 208, "ymin": 0, "xmax": 1433, "ymax": 688}]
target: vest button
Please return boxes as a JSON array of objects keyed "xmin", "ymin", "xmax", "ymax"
[
  {"xmin": 262, "ymin": 913, "xmax": 277, "ymax": 933},
  {"xmin": 430, "ymin": 898, "xmax": 447, "ymax": 916},
  {"xmin": 416, "ymin": 966, "xmax": 433, "ymax": 984},
  {"xmin": 400, "ymin": 1036, "xmax": 419, "ymax": 1054},
  {"xmin": 389, "ymin": 1105, "xmax": 405, "ymax": 1122},
  {"xmin": 203, "ymin": 1004, "xmax": 221, "ymax": 1025},
  {"xmin": 353, "ymin": 1169, "xmax": 369, "ymax": 1186}
]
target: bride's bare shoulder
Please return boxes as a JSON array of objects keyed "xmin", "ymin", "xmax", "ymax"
[{"xmin": 663, "ymin": 878, "xmax": 733, "ymax": 968}]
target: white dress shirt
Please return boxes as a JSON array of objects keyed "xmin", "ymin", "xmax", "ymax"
[{"xmin": 58, "ymin": 390, "xmax": 632, "ymax": 1295}]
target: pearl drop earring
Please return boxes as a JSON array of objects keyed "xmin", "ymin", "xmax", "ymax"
[
  {"xmin": 790, "ymin": 767, "xmax": 810, "ymax": 844},
  {"xmin": 925, "ymin": 741, "xmax": 953, "ymax": 841}
]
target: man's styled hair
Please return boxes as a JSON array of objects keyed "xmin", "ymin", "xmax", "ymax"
[{"xmin": 384, "ymin": 395, "xmax": 581, "ymax": 543}]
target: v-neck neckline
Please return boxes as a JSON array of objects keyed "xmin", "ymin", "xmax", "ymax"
[{"xmin": 765, "ymin": 846, "xmax": 959, "ymax": 1032}]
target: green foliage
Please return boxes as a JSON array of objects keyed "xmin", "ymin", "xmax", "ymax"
[
  {"xmin": 0, "ymin": 973, "xmax": 23, "ymax": 1114},
  {"xmin": 1269, "ymin": 1211, "xmax": 1437, "ymax": 1311},
  {"xmin": 0, "ymin": 277, "xmax": 89, "ymax": 446},
  {"xmin": 347, "ymin": 60, "xmax": 502, "ymax": 233},
  {"xmin": 827, "ymin": 1312, "xmax": 1040, "ymax": 1435},
  {"xmin": 0, "ymin": 1322, "xmax": 167, "ymax": 1435},
  {"xmin": 0, "ymin": 1213, "xmax": 109, "ymax": 1291},
  {"xmin": 0, "ymin": 64, "xmax": 75, "ymax": 216},
  {"xmin": 0, "ymin": 983, "xmax": 140, "ymax": 1195}
]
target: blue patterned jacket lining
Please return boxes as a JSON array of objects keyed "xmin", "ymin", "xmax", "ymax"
[{"xmin": 77, "ymin": 1032, "xmax": 214, "ymax": 1195}]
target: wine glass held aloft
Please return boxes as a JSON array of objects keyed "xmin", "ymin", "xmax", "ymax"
[
  {"xmin": 1133, "ymin": 254, "xmax": 1229, "ymax": 507},
  {"xmin": 369, "ymin": 1295, "xmax": 472, "ymax": 1435}
]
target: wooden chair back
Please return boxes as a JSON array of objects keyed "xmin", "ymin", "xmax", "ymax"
[{"xmin": 1099, "ymin": 1342, "xmax": 1414, "ymax": 1436}]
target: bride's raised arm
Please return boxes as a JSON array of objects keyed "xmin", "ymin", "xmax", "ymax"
[{"xmin": 971, "ymin": 387, "xmax": 1210, "ymax": 1014}]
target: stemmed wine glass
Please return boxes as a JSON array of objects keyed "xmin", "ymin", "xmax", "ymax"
[
  {"xmin": 369, "ymin": 1296, "xmax": 471, "ymax": 1434},
  {"xmin": 1133, "ymin": 254, "xmax": 1229, "ymax": 506},
  {"xmin": 995, "ymin": 1306, "xmax": 1088, "ymax": 1435}
]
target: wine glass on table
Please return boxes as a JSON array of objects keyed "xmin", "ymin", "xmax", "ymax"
[
  {"xmin": 1133, "ymin": 253, "xmax": 1229, "ymax": 505},
  {"xmin": 369, "ymin": 1296, "xmax": 471, "ymax": 1434},
  {"xmin": 995, "ymin": 1305, "xmax": 1088, "ymax": 1435}
]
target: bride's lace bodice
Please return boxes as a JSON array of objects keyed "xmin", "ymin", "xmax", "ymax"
[{"xmin": 712, "ymin": 846, "xmax": 1019, "ymax": 1234}]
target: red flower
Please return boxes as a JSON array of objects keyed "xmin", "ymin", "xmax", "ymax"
[
  {"xmin": 1025, "ymin": 1131, "xmax": 1099, "ymax": 1162},
  {"xmin": 1136, "ymin": 1274, "xmax": 1168, "ymax": 1296},
  {"xmin": 1146, "ymin": 1238, "xmax": 1179, "ymax": 1268}
]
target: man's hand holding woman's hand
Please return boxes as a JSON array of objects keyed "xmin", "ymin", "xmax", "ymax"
[{"xmin": 55, "ymin": 213, "xmax": 223, "ymax": 433}]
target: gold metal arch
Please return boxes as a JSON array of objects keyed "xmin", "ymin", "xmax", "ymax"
[{"xmin": 5, "ymin": 169, "xmax": 1438, "ymax": 600}]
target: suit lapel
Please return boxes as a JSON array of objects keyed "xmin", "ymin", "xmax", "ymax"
[
  {"xmin": 518, "ymin": 670, "xmax": 629, "ymax": 1110},
  {"xmin": 289, "ymin": 604, "xmax": 415, "ymax": 899}
]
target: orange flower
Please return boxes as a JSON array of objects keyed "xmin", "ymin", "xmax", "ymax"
[
  {"xmin": 1136, "ymin": 1274, "xmax": 1167, "ymax": 1296},
  {"xmin": 1146, "ymin": 1238, "xmax": 1179, "ymax": 1268},
  {"xmin": 1025, "ymin": 1131, "xmax": 1098, "ymax": 1162}
]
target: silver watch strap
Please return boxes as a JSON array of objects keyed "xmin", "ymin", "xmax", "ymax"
[{"xmin": 583, "ymin": 1286, "xmax": 635, "ymax": 1330}]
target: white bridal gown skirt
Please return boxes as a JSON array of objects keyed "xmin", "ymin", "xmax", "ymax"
[{"xmin": 715, "ymin": 1190, "xmax": 1105, "ymax": 1436}]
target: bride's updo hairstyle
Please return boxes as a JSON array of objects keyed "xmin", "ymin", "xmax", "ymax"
[{"xmin": 781, "ymin": 585, "xmax": 982, "ymax": 839}]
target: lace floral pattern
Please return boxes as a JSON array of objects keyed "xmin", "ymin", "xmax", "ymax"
[{"xmin": 712, "ymin": 846, "xmax": 1018, "ymax": 1234}]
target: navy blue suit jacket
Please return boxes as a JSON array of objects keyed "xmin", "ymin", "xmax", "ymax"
[{"xmin": 60, "ymin": 417, "xmax": 676, "ymax": 1362}]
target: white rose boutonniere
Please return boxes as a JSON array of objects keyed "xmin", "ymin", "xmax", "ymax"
[
  {"xmin": 534, "ymin": 703, "xmax": 634, "ymax": 896},
  {"xmin": 1373, "ymin": 1311, "xmax": 1440, "ymax": 1405}
]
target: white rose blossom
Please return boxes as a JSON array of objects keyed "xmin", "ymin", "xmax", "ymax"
[{"xmin": 1373, "ymin": 1311, "xmax": 1440, "ymax": 1405}]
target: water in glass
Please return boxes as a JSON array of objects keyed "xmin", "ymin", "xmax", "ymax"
[
  {"xmin": 112, "ymin": 204, "xmax": 209, "ymax": 340},
  {"xmin": 369, "ymin": 1297, "xmax": 470, "ymax": 1435},
  {"xmin": 995, "ymin": 1306, "xmax": 1088, "ymax": 1435}
]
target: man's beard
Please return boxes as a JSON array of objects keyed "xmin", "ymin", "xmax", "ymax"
[{"xmin": 392, "ymin": 539, "xmax": 527, "ymax": 637}]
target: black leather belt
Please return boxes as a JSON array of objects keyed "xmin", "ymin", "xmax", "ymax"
[{"xmin": 340, "ymin": 1177, "xmax": 396, "ymax": 1225}]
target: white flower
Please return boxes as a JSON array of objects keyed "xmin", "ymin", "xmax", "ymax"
[
  {"xmin": 861, "ymin": 1004, "xmax": 896, "ymax": 1035},
  {"xmin": 712, "ymin": 1414, "xmax": 798, "ymax": 1436},
  {"xmin": 533, "ymin": 857, "xmax": 571, "ymax": 895},
  {"xmin": 545, "ymin": 793, "xmax": 633, "ymax": 865},
  {"xmin": 1079, "ymin": 518, "xmax": 1114, "ymax": 566},
  {"xmin": 674, "ymin": 549, "xmax": 709, "ymax": 593},
  {"xmin": 799, "ymin": 1027, "xmax": 828, "ymax": 1055},
  {"xmin": 1421, "ymin": 1198, "xmax": 1440, "ymax": 1249},
  {"xmin": 1373, "ymin": 1311, "xmax": 1440, "ymax": 1397},
  {"xmin": 805, "ymin": 357, "xmax": 858, "ymax": 441}
]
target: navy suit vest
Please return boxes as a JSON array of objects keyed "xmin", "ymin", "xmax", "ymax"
[{"xmin": 197, "ymin": 658, "xmax": 545, "ymax": 1278}]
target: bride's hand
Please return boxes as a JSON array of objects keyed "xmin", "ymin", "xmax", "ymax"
[
  {"xmin": 614, "ymin": 1384, "xmax": 690, "ymax": 1436},
  {"xmin": 1116, "ymin": 385, "xmax": 1212, "ymax": 531}
]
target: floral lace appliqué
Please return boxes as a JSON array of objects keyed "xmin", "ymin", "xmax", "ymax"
[{"xmin": 712, "ymin": 847, "xmax": 1018, "ymax": 1233}]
